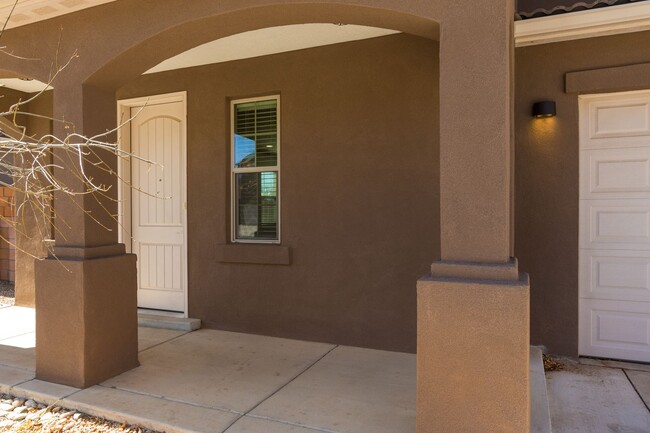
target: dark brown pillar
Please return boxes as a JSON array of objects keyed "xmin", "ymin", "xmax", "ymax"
[{"xmin": 34, "ymin": 82, "xmax": 138, "ymax": 388}]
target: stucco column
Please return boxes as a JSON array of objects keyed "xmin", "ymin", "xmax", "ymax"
[
  {"xmin": 34, "ymin": 82, "xmax": 138, "ymax": 388},
  {"xmin": 417, "ymin": 1, "xmax": 530, "ymax": 432}
]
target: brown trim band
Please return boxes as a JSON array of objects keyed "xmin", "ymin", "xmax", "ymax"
[{"xmin": 566, "ymin": 62, "xmax": 650, "ymax": 94}]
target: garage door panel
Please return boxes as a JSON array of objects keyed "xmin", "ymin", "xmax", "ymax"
[
  {"xmin": 591, "ymin": 102, "xmax": 650, "ymax": 139},
  {"xmin": 580, "ymin": 250, "xmax": 650, "ymax": 302},
  {"xmin": 581, "ymin": 148, "xmax": 650, "ymax": 199},
  {"xmin": 581, "ymin": 200, "xmax": 650, "ymax": 249},
  {"xmin": 582, "ymin": 95, "xmax": 650, "ymax": 145},
  {"xmin": 580, "ymin": 299, "xmax": 650, "ymax": 362},
  {"xmin": 580, "ymin": 90, "xmax": 650, "ymax": 362}
]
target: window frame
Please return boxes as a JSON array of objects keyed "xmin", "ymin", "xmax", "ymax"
[{"xmin": 230, "ymin": 95, "xmax": 281, "ymax": 244}]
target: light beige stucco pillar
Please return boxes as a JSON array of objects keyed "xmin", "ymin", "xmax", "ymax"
[
  {"xmin": 34, "ymin": 81, "xmax": 139, "ymax": 388},
  {"xmin": 417, "ymin": 1, "xmax": 530, "ymax": 432}
]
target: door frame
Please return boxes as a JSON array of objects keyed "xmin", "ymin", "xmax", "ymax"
[{"xmin": 116, "ymin": 91, "xmax": 188, "ymax": 317}]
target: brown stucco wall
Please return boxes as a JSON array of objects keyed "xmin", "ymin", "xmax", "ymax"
[
  {"xmin": 118, "ymin": 33, "xmax": 439, "ymax": 353},
  {"xmin": 515, "ymin": 30, "xmax": 650, "ymax": 356}
]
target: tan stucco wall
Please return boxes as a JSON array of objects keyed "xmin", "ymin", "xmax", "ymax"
[
  {"xmin": 418, "ymin": 273, "xmax": 530, "ymax": 432},
  {"xmin": 118, "ymin": 34, "xmax": 440, "ymax": 352},
  {"xmin": 515, "ymin": 30, "xmax": 650, "ymax": 356}
]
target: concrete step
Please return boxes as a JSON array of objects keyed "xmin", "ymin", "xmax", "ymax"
[
  {"xmin": 137, "ymin": 312, "xmax": 201, "ymax": 332},
  {"xmin": 530, "ymin": 346, "xmax": 552, "ymax": 433}
]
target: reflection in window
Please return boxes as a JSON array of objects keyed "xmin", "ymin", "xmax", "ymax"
[
  {"xmin": 232, "ymin": 97, "xmax": 280, "ymax": 242},
  {"xmin": 235, "ymin": 172, "xmax": 278, "ymax": 240},
  {"xmin": 233, "ymin": 99, "xmax": 278, "ymax": 168}
]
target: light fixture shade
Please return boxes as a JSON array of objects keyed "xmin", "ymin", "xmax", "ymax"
[{"xmin": 532, "ymin": 101, "xmax": 556, "ymax": 118}]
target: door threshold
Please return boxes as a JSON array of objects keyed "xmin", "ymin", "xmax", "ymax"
[
  {"xmin": 137, "ymin": 308, "xmax": 185, "ymax": 318},
  {"xmin": 138, "ymin": 309, "xmax": 201, "ymax": 332}
]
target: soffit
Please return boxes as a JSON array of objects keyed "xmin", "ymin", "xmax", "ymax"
[
  {"xmin": 515, "ymin": 0, "xmax": 650, "ymax": 45},
  {"xmin": 0, "ymin": 0, "xmax": 116, "ymax": 30}
]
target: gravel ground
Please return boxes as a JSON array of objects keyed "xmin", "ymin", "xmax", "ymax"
[
  {"xmin": 0, "ymin": 395, "xmax": 160, "ymax": 433},
  {"xmin": 0, "ymin": 281, "xmax": 14, "ymax": 307}
]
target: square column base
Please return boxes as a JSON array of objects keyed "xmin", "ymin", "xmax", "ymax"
[
  {"xmin": 35, "ymin": 253, "xmax": 139, "ymax": 388},
  {"xmin": 417, "ymin": 272, "xmax": 530, "ymax": 433}
]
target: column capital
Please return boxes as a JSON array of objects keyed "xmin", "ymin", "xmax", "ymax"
[
  {"xmin": 430, "ymin": 258, "xmax": 520, "ymax": 281},
  {"xmin": 51, "ymin": 243, "xmax": 126, "ymax": 260}
]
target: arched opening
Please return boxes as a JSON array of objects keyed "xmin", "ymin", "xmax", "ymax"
[
  {"xmin": 89, "ymin": 9, "xmax": 441, "ymax": 355},
  {"xmin": 83, "ymin": 14, "xmax": 440, "ymax": 430},
  {"xmin": 40, "ymin": 3, "xmax": 444, "ymax": 359},
  {"xmin": 83, "ymin": 3, "xmax": 439, "ymax": 91}
]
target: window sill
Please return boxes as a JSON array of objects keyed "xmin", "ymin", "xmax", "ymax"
[{"xmin": 215, "ymin": 244, "xmax": 291, "ymax": 265}]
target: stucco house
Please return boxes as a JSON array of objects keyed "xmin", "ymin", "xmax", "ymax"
[{"xmin": 2, "ymin": 0, "xmax": 650, "ymax": 431}]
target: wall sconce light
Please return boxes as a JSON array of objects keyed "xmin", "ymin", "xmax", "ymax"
[{"xmin": 532, "ymin": 101, "xmax": 557, "ymax": 118}]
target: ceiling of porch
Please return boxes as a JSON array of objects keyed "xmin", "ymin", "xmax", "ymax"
[{"xmin": 145, "ymin": 24, "xmax": 400, "ymax": 75}]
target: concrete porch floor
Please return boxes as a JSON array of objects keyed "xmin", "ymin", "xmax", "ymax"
[
  {"xmin": 0, "ymin": 306, "xmax": 415, "ymax": 433},
  {"xmin": 4, "ymin": 305, "xmax": 648, "ymax": 433},
  {"xmin": 547, "ymin": 356, "xmax": 650, "ymax": 433}
]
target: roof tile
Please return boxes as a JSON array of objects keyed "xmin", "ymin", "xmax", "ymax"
[{"xmin": 517, "ymin": 0, "xmax": 647, "ymax": 19}]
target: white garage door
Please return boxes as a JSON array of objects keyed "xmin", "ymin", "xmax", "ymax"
[{"xmin": 580, "ymin": 90, "xmax": 650, "ymax": 362}]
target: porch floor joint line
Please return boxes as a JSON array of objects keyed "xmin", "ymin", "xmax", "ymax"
[
  {"xmin": 137, "ymin": 331, "xmax": 190, "ymax": 354},
  {"xmin": 0, "ymin": 363, "xmax": 34, "ymax": 373},
  {"xmin": 244, "ymin": 413, "xmax": 340, "ymax": 433},
  {"xmin": 623, "ymin": 369, "xmax": 650, "ymax": 413},
  {"xmin": 51, "ymin": 387, "xmax": 82, "ymax": 401},
  {"xmin": 0, "ymin": 331, "xmax": 35, "ymax": 343},
  {"xmin": 10, "ymin": 377, "xmax": 36, "ymax": 389},
  {"xmin": 95, "ymin": 384, "xmax": 243, "ymax": 416},
  {"xmin": 222, "ymin": 344, "xmax": 340, "ymax": 433}
]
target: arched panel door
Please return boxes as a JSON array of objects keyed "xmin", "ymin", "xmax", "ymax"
[{"xmin": 130, "ymin": 102, "xmax": 187, "ymax": 313}]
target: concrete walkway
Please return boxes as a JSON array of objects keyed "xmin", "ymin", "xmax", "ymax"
[
  {"xmin": 0, "ymin": 306, "xmax": 415, "ymax": 433},
  {"xmin": 547, "ymin": 356, "xmax": 650, "ymax": 433}
]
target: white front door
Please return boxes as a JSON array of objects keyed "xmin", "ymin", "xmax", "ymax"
[
  {"xmin": 579, "ymin": 90, "xmax": 650, "ymax": 362},
  {"xmin": 130, "ymin": 100, "xmax": 187, "ymax": 313}
]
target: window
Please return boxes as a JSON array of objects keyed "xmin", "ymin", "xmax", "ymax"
[{"xmin": 231, "ymin": 96, "xmax": 280, "ymax": 242}]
